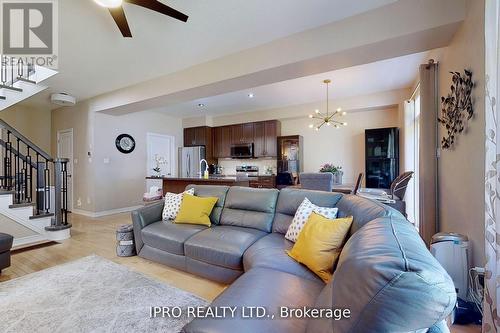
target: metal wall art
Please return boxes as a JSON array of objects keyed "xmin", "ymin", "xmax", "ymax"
[{"xmin": 438, "ymin": 69, "xmax": 474, "ymax": 149}]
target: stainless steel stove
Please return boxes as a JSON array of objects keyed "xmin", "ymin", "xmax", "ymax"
[{"xmin": 236, "ymin": 166, "xmax": 259, "ymax": 180}]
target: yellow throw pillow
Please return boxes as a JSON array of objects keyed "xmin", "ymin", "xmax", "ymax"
[
  {"xmin": 174, "ymin": 194, "xmax": 218, "ymax": 227},
  {"xmin": 287, "ymin": 212, "xmax": 353, "ymax": 283}
]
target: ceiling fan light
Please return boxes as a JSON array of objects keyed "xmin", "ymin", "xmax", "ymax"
[
  {"xmin": 326, "ymin": 122, "xmax": 331, "ymax": 126},
  {"xmin": 315, "ymin": 127, "xmax": 320, "ymax": 131},
  {"xmin": 94, "ymin": 0, "xmax": 123, "ymax": 8},
  {"xmin": 343, "ymin": 122, "xmax": 348, "ymax": 126},
  {"xmin": 308, "ymin": 114, "xmax": 313, "ymax": 118},
  {"xmin": 342, "ymin": 111, "xmax": 347, "ymax": 116},
  {"xmin": 308, "ymin": 124, "xmax": 314, "ymax": 129},
  {"xmin": 315, "ymin": 109, "xmax": 320, "ymax": 114}
]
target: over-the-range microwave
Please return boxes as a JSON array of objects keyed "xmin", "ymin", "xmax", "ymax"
[{"xmin": 230, "ymin": 143, "xmax": 254, "ymax": 159}]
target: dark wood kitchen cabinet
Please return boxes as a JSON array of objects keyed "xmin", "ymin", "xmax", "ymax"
[
  {"xmin": 213, "ymin": 126, "xmax": 232, "ymax": 158},
  {"xmin": 253, "ymin": 120, "xmax": 281, "ymax": 157},
  {"xmin": 183, "ymin": 126, "xmax": 215, "ymax": 162},
  {"xmin": 231, "ymin": 123, "xmax": 254, "ymax": 144}
]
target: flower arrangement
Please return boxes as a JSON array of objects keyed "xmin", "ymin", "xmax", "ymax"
[
  {"xmin": 319, "ymin": 163, "xmax": 343, "ymax": 175},
  {"xmin": 152, "ymin": 155, "xmax": 167, "ymax": 176}
]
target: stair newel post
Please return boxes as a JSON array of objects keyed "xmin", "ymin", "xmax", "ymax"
[
  {"xmin": 43, "ymin": 158, "xmax": 50, "ymax": 214},
  {"xmin": 26, "ymin": 146, "xmax": 32, "ymax": 203},
  {"xmin": 35, "ymin": 154, "xmax": 44, "ymax": 216},
  {"xmin": 45, "ymin": 158, "xmax": 71, "ymax": 231},
  {"xmin": 15, "ymin": 138, "xmax": 20, "ymax": 203}
]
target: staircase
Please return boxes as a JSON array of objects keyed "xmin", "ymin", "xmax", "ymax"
[
  {"xmin": 0, "ymin": 55, "xmax": 57, "ymax": 111},
  {"xmin": 0, "ymin": 119, "xmax": 71, "ymax": 249}
]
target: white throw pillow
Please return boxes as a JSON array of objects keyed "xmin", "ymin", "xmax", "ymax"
[
  {"xmin": 285, "ymin": 197, "xmax": 339, "ymax": 242},
  {"xmin": 162, "ymin": 188, "xmax": 195, "ymax": 221}
]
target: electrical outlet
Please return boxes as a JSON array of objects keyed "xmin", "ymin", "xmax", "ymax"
[
  {"xmin": 77, "ymin": 198, "xmax": 82, "ymax": 207},
  {"xmin": 472, "ymin": 267, "xmax": 485, "ymax": 274}
]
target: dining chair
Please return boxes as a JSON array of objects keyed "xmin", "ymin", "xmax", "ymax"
[{"xmin": 352, "ymin": 173, "xmax": 364, "ymax": 195}]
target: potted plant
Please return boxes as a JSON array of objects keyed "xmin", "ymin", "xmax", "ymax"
[
  {"xmin": 319, "ymin": 163, "xmax": 343, "ymax": 185},
  {"xmin": 152, "ymin": 155, "xmax": 166, "ymax": 177}
]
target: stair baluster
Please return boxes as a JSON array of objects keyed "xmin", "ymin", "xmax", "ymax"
[{"xmin": 0, "ymin": 119, "xmax": 71, "ymax": 231}]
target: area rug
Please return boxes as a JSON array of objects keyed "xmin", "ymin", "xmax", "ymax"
[{"xmin": 0, "ymin": 255, "xmax": 208, "ymax": 333}]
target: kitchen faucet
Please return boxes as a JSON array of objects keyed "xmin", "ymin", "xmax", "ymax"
[{"xmin": 200, "ymin": 159, "xmax": 209, "ymax": 178}]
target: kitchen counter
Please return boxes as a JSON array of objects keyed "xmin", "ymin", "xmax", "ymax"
[{"xmin": 146, "ymin": 176, "xmax": 251, "ymax": 194}]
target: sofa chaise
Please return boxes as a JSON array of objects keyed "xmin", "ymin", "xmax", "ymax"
[{"xmin": 132, "ymin": 185, "xmax": 456, "ymax": 333}]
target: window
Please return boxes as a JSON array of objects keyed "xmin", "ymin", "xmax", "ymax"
[{"xmin": 404, "ymin": 87, "xmax": 420, "ymax": 228}]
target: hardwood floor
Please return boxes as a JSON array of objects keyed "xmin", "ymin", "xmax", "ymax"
[
  {"xmin": 1, "ymin": 212, "xmax": 226, "ymax": 301},
  {"xmin": 0, "ymin": 212, "xmax": 482, "ymax": 332}
]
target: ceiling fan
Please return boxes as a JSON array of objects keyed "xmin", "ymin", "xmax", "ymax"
[{"xmin": 94, "ymin": 0, "xmax": 189, "ymax": 38}]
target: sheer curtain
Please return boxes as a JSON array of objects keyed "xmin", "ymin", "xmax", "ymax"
[
  {"xmin": 484, "ymin": 0, "xmax": 500, "ymax": 330},
  {"xmin": 404, "ymin": 92, "xmax": 421, "ymax": 228}
]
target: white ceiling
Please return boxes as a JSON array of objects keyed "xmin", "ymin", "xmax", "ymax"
[
  {"xmin": 155, "ymin": 50, "xmax": 435, "ymax": 118},
  {"xmin": 21, "ymin": 0, "xmax": 398, "ymax": 109}
]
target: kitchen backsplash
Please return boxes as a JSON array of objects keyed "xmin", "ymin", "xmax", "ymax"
[{"xmin": 218, "ymin": 159, "xmax": 277, "ymax": 176}]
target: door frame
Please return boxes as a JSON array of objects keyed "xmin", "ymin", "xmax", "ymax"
[
  {"xmin": 146, "ymin": 132, "xmax": 176, "ymax": 178},
  {"xmin": 57, "ymin": 128, "xmax": 74, "ymax": 212}
]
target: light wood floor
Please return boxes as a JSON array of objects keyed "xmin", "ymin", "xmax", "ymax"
[
  {"xmin": 1, "ymin": 212, "xmax": 226, "ymax": 301},
  {"xmin": 0, "ymin": 212, "xmax": 481, "ymax": 332}
]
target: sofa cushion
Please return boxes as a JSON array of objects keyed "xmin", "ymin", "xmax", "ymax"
[
  {"xmin": 306, "ymin": 216, "xmax": 456, "ymax": 332},
  {"xmin": 185, "ymin": 185, "xmax": 229, "ymax": 224},
  {"xmin": 273, "ymin": 188, "xmax": 343, "ymax": 234},
  {"xmin": 141, "ymin": 221, "xmax": 207, "ymax": 255},
  {"xmin": 0, "ymin": 233, "xmax": 13, "ymax": 253},
  {"xmin": 243, "ymin": 233, "xmax": 322, "ymax": 283},
  {"xmin": 220, "ymin": 187, "xmax": 279, "ymax": 232},
  {"xmin": 184, "ymin": 226, "xmax": 266, "ymax": 270},
  {"xmin": 183, "ymin": 268, "xmax": 324, "ymax": 333},
  {"xmin": 335, "ymin": 194, "xmax": 396, "ymax": 236}
]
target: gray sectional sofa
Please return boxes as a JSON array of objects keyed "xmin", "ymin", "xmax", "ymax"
[
  {"xmin": 0, "ymin": 232, "xmax": 13, "ymax": 274},
  {"xmin": 132, "ymin": 185, "xmax": 456, "ymax": 333}
]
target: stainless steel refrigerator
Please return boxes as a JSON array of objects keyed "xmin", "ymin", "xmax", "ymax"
[{"xmin": 178, "ymin": 146, "xmax": 206, "ymax": 178}]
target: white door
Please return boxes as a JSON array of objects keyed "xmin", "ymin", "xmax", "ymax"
[
  {"xmin": 146, "ymin": 133, "xmax": 175, "ymax": 193},
  {"xmin": 57, "ymin": 129, "xmax": 74, "ymax": 211}
]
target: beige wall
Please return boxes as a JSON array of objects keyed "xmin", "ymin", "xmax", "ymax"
[
  {"xmin": 52, "ymin": 104, "xmax": 183, "ymax": 214},
  {"xmin": 52, "ymin": 101, "xmax": 96, "ymax": 212},
  {"xmin": 210, "ymin": 103, "xmax": 399, "ymax": 184},
  {"xmin": 437, "ymin": 0, "xmax": 485, "ymax": 267},
  {"xmin": 281, "ymin": 109, "xmax": 399, "ymax": 184},
  {"xmin": 1, "ymin": 104, "xmax": 52, "ymax": 154},
  {"xmin": 92, "ymin": 111, "xmax": 182, "ymax": 212}
]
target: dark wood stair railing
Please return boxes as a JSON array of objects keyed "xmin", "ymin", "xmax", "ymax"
[{"xmin": 0, "ymin": 119, "xmax": 71, "ymax": 231}]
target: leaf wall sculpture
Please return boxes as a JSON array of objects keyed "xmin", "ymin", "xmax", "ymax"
[{"xmin": 438, "ymin": 70, "xmax": 474, "ymax": 149}]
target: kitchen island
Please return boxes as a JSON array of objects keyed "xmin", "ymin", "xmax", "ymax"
[{"xmin": 146, "ymin": 176, "xmax": 251, "ymax": 194}]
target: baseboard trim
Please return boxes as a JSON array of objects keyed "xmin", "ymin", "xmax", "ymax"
[{"xmin": 72, "ymin": 205, "xmax": 143, "ymax": 218}]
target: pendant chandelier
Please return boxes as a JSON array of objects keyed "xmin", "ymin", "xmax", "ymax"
[{"xmin": 308, "ymin": 79, "xmax": 347, "ymax": 131}]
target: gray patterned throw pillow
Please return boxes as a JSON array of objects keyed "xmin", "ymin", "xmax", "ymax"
[{"xmin": 285, "ymin": 197, "xmax": 338, "ymax": 242}]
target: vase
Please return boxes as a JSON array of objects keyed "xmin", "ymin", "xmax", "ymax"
[{"xmin": 333, "ymin": 172, "xmax": 343, "ymax": 185}]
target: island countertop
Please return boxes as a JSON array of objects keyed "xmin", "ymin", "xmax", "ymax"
[{"xmin": 146, "ymin": 176, "xmax": 251, "ymax": 193}]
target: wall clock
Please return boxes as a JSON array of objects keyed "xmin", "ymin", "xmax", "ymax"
[{"xmin": 115, "ymin": 134, "xmax": 136, "ymax": 154}]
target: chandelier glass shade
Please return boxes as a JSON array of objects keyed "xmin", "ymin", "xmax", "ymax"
[{"xmin": 308, "ymin": 79, "xmax": 347, "ymax": 131}]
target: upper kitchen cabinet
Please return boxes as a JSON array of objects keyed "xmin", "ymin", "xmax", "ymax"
[
  {"xmin": 231, "ymin": 123, "xmax": 254, "ymax": 144},
  {"xmin": 184, "ymin": 126, "xmax": 215, "ymax": 162},
  {"xmin": 214, "ymin": 126, "xmax": 232, "ymax": 158},
  {"xmin": 254, "ymin": 120, "xmax": 281, "ymax": 158}
]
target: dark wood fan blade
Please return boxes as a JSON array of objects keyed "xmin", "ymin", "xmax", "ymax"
[
  {"xmin": 124, "ymin": 0, "xmax": 188, "ymax": 22},
  {"xmin": 109, "ymin": 6, "xmax": 132, "ymax": 37}
]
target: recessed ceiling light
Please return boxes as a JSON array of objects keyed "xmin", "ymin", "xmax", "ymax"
[
  {"xmin": 198, "ymin": 103, "xmax": 206, "ymax": 107},
  {"xmin": 248, "ymin": 93, "xmax": 255, "ymax": 98}
]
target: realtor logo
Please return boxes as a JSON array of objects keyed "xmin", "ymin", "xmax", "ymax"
[{"xmin": 0, "ymin": 0, "xmax": 58, "ymax": 68}]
